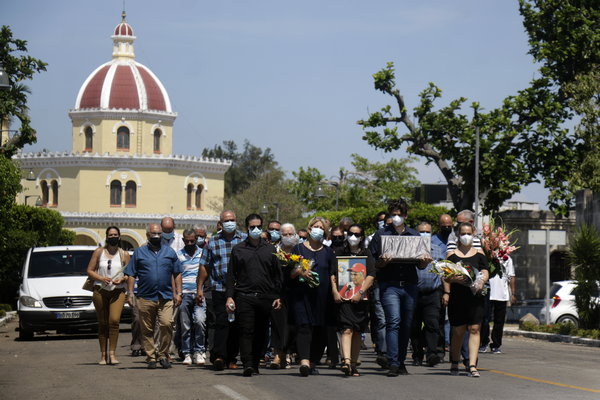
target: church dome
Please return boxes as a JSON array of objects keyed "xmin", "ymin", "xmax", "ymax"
[{"xmin": 73, "ymin": 12, "xmax": 172, "ymax": 113}]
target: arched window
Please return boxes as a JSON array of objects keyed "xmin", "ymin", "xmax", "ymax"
[
  {"xmin": 110, "ymin": 180, "xmax": 122, "ymax": 206},
  {"xmin": 117, "ymin": 126, "xmax": 130, "ymax": 150},
  {"xmin": 153, "ymin": 129, "xmax": 161, "ymax": 153},
  {"xmin": 186, "ymin": 183, "xmax": 194, "ymax": 210},
  {"xmin": 125, "ymin": 181, "xmax": 136, "ymax": 207},
  {"xmin": 50, "ymin": 180, "xmax": 59, "ymax": 206},
  {"xmin": 84, "ymin": 126, "xmax": 93, "ymax": 152},
  {"xmin": 195, "ymin": 184, "xmax": 203, "ymax": 210},
  {"xmin": 40, "ymin": 180, "xmax": 49, "ymax": 206}
]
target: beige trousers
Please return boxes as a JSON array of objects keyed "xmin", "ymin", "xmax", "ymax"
[{"xmin": 137, "ymin": 297, "xmax": 174, "ymax": 362}]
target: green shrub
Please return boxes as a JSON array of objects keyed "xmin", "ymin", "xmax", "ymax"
[
  {"xmin": 0, "ymin": 304, "xmax": 12, "ymax": 312},
  {"xmin": 520, "ymin": 321, "xmax": 537, "ymax": 331},
  {"xmin": 0, "ymin": 310, "xmax": 5, "ymax": 318}
]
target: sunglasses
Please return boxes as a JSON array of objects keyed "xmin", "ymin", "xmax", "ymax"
[
  {"xmin": 249, "ymin": 225, "xmax": 262, "ymax": 230},
  {"xmin": 107, "ymin": 259, "xmax": 112, "ymax": 272}
]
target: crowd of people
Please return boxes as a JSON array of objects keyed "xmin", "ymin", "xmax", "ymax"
[{"xmin": 87, "ymin": 198, "xmax": 517, "ymax": 379}]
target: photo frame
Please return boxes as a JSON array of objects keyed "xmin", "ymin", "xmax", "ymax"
[{"xmin": 336, "ymin": 256, "xmax": 368, "ymax": 301}]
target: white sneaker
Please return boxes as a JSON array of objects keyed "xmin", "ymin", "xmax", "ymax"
[
  {"xmin": 193, "ymin": 352, "xmax": 206, "ymax": 365},
  {"xmin": 183, "ymin": 354, "xmax": 192, "ymax": 365}
]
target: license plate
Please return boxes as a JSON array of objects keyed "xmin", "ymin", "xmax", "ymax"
[{"xmin": 55, "ymin": 312, "xmax": 80, "ymax": 319}]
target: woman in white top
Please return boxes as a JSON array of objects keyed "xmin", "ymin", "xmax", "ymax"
[{"xmin": 86, "ymin": 226, "xmax": 130, "ymax": 365}]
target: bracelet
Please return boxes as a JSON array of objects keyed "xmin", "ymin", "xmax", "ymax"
[{"xmin": 443, "ymin": 292, "xmax": 451, "ymax": 295}]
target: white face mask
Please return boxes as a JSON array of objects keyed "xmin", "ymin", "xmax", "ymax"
[
  {"xmin": 347, "ymin": 235, "xmax": 361, "ymax": 247},
  {"xmin": 460, "ymin": 234, "xmax": 473, "ymax": 246},
  {"xmin": 392, "ymin": 215, "xmax": 405, "ymax": 227},
  {"xmin": 281, "ymin": 234, "xmax": 299, "ymax": 247}
]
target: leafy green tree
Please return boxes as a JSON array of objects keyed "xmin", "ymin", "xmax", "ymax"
[
  {"xmin": 0, "ymin": 25, "xmax": 47, "ymax": 156},
  {"xmin": 358, "ymin": 62, "xmax": 573, "ymax": 215},
  {"xmin": 287, "ymin": 166, "xmax": 329, "ymax": 211},
  {"xmin": 568, "ymin": 224, "xmax": 600, "ymax": 329},
  {"xmin": 202, "ymin": 140, "xmax": 277, "ymax": 198}
]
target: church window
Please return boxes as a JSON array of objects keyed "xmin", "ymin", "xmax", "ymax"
[
  {"xmin": 40, "ymin": 180, "xmax": 49, "ymax": 206},
  {"xmin": 186, "ymin": 183, "xmax": 194, "ymax": 210},
  {"xmin": 110, "ymin": 180, "xmax": 122, "ymax": 206},
  {"xmin": 51, "ymin": 180, "xmax": 59, "ymax": 206},
  {"xmin": 125, "ymin": 181, "xmax": 136, "ymax": 207},
  {"xmin": 117, "ymin": 126, "xmax": 130, "ymax": 150},
  {"xmin": 84, "ymin": 126, "xmax": 93, "ymax": 152},
  {"xmin": 195, "ymin": 184, "xmax": 203, "ymax": 210},
  {"xmin": 153, "ymin": 129, "xmax": 161, "ymax": 153}
]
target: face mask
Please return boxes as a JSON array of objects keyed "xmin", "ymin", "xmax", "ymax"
[
  {"xmin": 196, "ymin": 237, "xmax": 205, "ymax": 246},
  {"xmin": 184, "ymin": 244, "xmax": 197, "ymax": 253},
  {"xmin": 281, "ymin": 234, "xmax": 299, "ymax": 247},
  {"xmin": 298, "ymin": 237, "xmax": 306, "ymax": 244},
  {"xmin": 309, "ymin": 227, "xmax": 324, "ymax": 242},
  {"xmin": 331, "ymin": 236, "xmax": 345, "ymax": 246},
  {"xmin": 162, "ymin": 231, "xmax": 174, "ymax": 240},
  {"xmin": 419, "ymin": 232, "xmax": 431, "ymax": 237},
  {"xmin": 106, "ymin": 237, "xmax": 119, "ymax": 247},
  {"xmin": 460, "ymin": 234, "xmax": 473, "ymax": 246},
  {"xmin": 439, "ymin": 226, "xmax": 452, "ymax": 236},
  {"xmin": 377, "ymin": 220, "xmax": 385, "ymax": 229},
  {"xmin": 222, "ymin": 221, "xmax": 236, "ymax": 233},
  {"xmin": 347, "ymin": 235, "xmax": 361, "ymax": 247},
  {"xmin": 148, "ymin": 236, "xmax": 161, "ymax": 247},
  {"xmin": 392, "ymin": 215, "xmax": 405, "ymax": 227},
  {"xmin": 249, "ymin": 227, "xmax": 262, "ymax": 239},
  {"xmin": 268, "ymin": 230, "xmax": 281, "ymax": 242}
]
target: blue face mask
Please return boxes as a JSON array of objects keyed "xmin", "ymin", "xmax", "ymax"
[
  {"xmin": 269, "ymin": 230, "xmax": 281, "ymax": 242},
  {"xmin": 249, "ymin": 227, "xmax": 262, "ymax": 239},
  {"xmin": 222, "ymin": 221, "xmax": 236, "ymax": 233},
  {"xmin": 378, "ymin": 220, "xmax": 385, "ymax": 229},
  {"xmin": 309, "ymin": 227, "xmax": 324, "ymax": 242},
  {"xmin": 162, "ymin": 232, "xmax": 174, "ymax": 240},
  {"xmin": 196, "ymin": 237, "xmax": 205, "ymax": 246},
  {"xmin": 419, "ymin": 232, "xmax": 431, "ymax": 237},
  {"xmin": 298, "ymin": 237, "xmax": 306, "ymax": 244}
]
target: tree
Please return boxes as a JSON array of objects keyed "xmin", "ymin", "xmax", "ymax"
[
  {"xmin": 358, "ymin": 62, "xmax": 573, "ymax": 215},
  {"xmin": 202, "ymin": 140, "xmax": 277, "ymax": 198},
  {"xmin": 286, "ymin": 166, "xmax": 329, "ymax": 211},
  {"xmin": 0, "ymin": 25, "xmax": 47, "ymax": 156}
]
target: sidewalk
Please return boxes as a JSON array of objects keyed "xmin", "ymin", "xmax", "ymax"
[
  {"xmin": 0, "ymin": 311, "xmax": 17, "ymax": 327},
  {"xmin": 503, "ymin": 323, "xmax": 600, "ymax": 347}
]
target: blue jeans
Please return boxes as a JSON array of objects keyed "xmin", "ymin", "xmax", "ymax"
[
  {"xmin": 179, "ymin": 293, "xmax": 207, "ymax": 355},
  {"xmin": 370, "ymin": 285, "xmax": 387, "ymax": 354},
  {"xmin": 380, "ymin": 282, "xmax": 418, "ymax": 367}
]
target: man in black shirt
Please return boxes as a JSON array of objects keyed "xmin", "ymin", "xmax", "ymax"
[
  {"xmin": 369, "ymin": 198, "xmax": 431, "ymax": 377},
  {"xmin": 226, "ymin": 213, "xmax": 283, "ymax": 376}
]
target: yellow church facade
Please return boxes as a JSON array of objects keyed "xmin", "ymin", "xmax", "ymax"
[{"xmin": 13, "ymin": 13, "xmax": 229, "ymax": 249}]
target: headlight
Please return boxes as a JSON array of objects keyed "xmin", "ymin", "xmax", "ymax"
[{"xmin": 20, "ymin": 296, "xmax": 43, "ymax": 308}]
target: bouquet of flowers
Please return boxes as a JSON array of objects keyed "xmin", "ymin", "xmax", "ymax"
[
  {"xmin": 482, "ymin": 219, "xmax": 519, "ymax": 278},
  {"xmin": 430, "ymin": 260, "xmax": 487, "ymax": 296},
  {"xmin": 274, "ymin": 249, "xmax": 319, "ymax": 288}
]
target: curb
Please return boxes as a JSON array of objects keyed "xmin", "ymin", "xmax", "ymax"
[
  {"xmin": 504, "ymin": 329, "xmax": 600, "ymax": 347},
  {"xmin": 0, "ymin": 311, "xmax": 17, "ymax": 327}
]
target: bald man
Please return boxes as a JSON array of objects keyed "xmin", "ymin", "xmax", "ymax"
[{"xmin": 161, "ymin": 217, "xmax": 184, "ymax": 253}]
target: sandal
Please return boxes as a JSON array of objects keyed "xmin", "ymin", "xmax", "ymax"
[
  {"xmin": 469, "ymin": 365, "xmax": 480, "ymax": 378},
  {"xmin": 450, "ymin": 360, "xmax": 459, "ymax": 376},
  {"xmin": 340, "ymin": 358, "xmax": 351, "ymax": 376},
  {"xmin": 350, "ymin": 365, "xmax": 361, "ymax": 377}
]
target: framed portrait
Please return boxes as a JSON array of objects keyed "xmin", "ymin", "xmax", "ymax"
[
  {"xmin": 336, "ymin": 256, "xmax": 368, "ymax": 301},
  {"xmin": 381, "ymin": 236, "xmax": 431, "ymax": 260}
]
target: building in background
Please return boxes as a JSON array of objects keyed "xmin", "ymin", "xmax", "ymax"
[{"xmin": 14, "ymin": 13, "xmax": 229, "ymax": 249}]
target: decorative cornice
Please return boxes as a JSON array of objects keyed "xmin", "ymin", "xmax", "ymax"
[
  {"xmin": 13, "ymin": 152, "xmax": 232, "ymax": 174},
  {"xmin": 61, "ymin": 211, "xmax": 219, "ymax": 227},
  {"xmin": 68, "ymin": 108, "xmax": 177, "ymax": 122}
]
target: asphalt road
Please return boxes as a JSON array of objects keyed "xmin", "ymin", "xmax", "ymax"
[{"xmin": 1, "ymin": 318, "xmax": 599, "ymax": 400}]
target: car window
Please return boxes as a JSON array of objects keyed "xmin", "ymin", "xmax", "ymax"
[
  {"xmin": 28, "ymin": 251, "xmax": 94, "ymax": 278},
  {"xmin": 549, "ymin": 283, "xmax": 562, "ymax": 298}
]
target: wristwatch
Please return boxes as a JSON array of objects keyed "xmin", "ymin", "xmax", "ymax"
[{"xmin": 358, "ymin": 289, "xmax": 364, "ymax": 295}]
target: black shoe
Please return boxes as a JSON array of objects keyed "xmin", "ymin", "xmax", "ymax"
[
  {"xmin": 376, "ymin": 355, "xmax": 390, "ymax": 369},
  {"xmin": 147, "ymin": 361, "xmax": 157, "ymax": 369},
  {"xmin": 387, "ymin": 366, "xmax": 400, "ymax": 377},
  {"xmin": 213, "ymin": 358, "xmax": 225, "ymax": 371},
  {"xmin": 243, "ymin": 366, "xmax": 254, "ymax": 377},
  {"xmin": 159, "ymin": 358, "xmax": 172, "ymax": 369},
  {"xmin": 299, "ymin": 365, "xmax": 310, "ymax": 377},
  {"xmin": 412, "ymin": 359, "xmax": 423, "ymax": 366},
  {"xmin": 398, "ymin": 365, "xmax": 409, "ymax": 375},
  {"xmin": 310, "ymin": 366, "xmax": 320, "ymax": 375},
  {"xmin": 427, "ymin": 354, "xmax": 441, "ymax": 367}
]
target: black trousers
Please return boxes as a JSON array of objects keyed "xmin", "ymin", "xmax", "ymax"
[
  {"xmin": 236, "ymin": 294, "xmax": 272, "ymax": 370},
  {"xmin": 481, "ymin": 299, "xmax": 508, "ymax": 349},
  {"xmin": 206, "ymin": 290, "xmax": 239, "ymax": 363},
  {"xmin": 296, "ymin": 324, "xmax": 327, "ymax": 364},
  {"xmin": 269, "ymin": 302, "xmax": 289, "ymax": 351},
  {"xmin": 410, "ymin": 289, "xmax": 442, "ymax": 361}
]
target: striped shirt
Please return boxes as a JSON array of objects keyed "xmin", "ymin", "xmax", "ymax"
[
  {"xmin": 177, "ymin": 246, "xmax": 203, "ymax": 294},
  {"xmin": 199, "ymin": 230, "xmax": 247, "ymax": 292}
]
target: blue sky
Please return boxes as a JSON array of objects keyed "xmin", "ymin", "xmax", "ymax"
[{"xmin": 5, "ymin": 0, "xmax": 549, "ymax": 207}]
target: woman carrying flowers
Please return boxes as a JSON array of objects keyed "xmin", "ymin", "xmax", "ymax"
[
  {"xmin": 287, "ymin": 217, "xmax": 335, "ymax": 376},
  {"xmin": 443, "ymin": 222, "xmax": 489, "ymax": 378}
]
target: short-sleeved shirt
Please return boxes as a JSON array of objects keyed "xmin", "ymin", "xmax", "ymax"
[
  {"xmin": 124, "ymin": 244, "xmax": 183, "ymax": 301},
  {"xmin": 177, "ymin": 246, "xmax": 203, "ymax": 294},
  {"xmin": 199, "ymin": 230, "xmax": 247, "ymax": 292},
  {"xmin": 162, "ymin": 233, "xmax": 184, "ymax": 253},
  {"xmin": 489, "ymin": 256, "xmax": 515, "ymax": 301},
  {"xmin": 368, "ymin": 225, "xmax": 421, "ymax": 284},
  {"xmin": 431, "ymin": 233, "xmax": 449, "ymax": 258}
]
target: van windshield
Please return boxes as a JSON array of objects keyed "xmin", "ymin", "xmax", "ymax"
[{"xmin": 28, "ymin": 250, "xmax": 94, "ymax": 278}]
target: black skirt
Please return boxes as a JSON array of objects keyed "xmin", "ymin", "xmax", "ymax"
[{"xmin": 337, "ymin": 301, "xmax": 369, "ymax": 332}]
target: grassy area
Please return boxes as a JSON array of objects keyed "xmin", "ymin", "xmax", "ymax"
[{"xmin": 520, "ymin": 321, "xmax": 600, "ymax": 339}]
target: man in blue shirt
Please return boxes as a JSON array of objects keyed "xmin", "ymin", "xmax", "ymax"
[
  {"xmin": 126, "ymin": 223, "xmax": 183, "ymax": 369},
  {"xmin": 369, "ymin": 198, "xmax": 431, "ymax": 377},
  {"xmin": 196, "ymin": 210, "xmax": 247, "ymax": 371}
]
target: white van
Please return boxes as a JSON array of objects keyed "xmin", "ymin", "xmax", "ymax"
[{"xmin": 17, "ymin": 245, "xmax": 131, "ymax": 340}]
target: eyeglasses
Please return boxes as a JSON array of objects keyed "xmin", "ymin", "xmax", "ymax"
[
  {"xmin": 107, "ymin": 259, "xmax": 112, "ymax": 272},
  {"xmin": 249, "ymin": 225, "xmax": 262, "ymax": 230}
]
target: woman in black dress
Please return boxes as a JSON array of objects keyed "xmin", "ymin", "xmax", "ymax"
[
  {"xmin": 331, "ymin": 224, "xmax": 375, "ymax": 377},
  {"xmin": 442, "ymin": 222, "xmax": 489, "ymax": 377},
  {"xmin": 288, "ymin": 217, "xmax": 335, "ymax": 376}
]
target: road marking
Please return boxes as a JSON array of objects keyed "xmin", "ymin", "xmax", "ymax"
[
  {"xmin": 487, "ymin": 369, "xmax": 600, "ymax": 394},
  {"xmin": 214, "ymin": 384, "xmax": 251, "ymax": 400}
]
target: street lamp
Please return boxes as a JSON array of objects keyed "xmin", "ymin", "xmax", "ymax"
[
  {"xmin": 260, "ymin": 202, "xmax": 280, "ymax": 221},
  {"xmin": 26, "ymin": 169, "xmax": 36, "ymax": 181},
  {"xmin": 0, "ymin": 63, "xmax": 9, "ymax": 90},
  {"xmin": 314, "ymin": 181, "xmax": 340, "ymax": 210},
  {"xmin": 24, "ymin": 195, "xmax": 42, "ymax": 207}
]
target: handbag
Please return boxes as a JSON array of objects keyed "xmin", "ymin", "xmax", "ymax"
[{"xmin": 82, "ymin": 277, "xmax": 95, "ymax": 292}]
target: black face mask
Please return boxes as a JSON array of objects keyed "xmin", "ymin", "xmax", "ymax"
[
  {"xmin": 439, "ymin": 226, "xmax": 452, "ymax": 236},
  {"xmin": 148, "ymin": 236, "xmax": 161, "ymax": 247},
  {"xmin": 106, "ymin": 237, "xmax": 120, "ymax": 246},
  {"xmin": 331, "ymin": 236, "xmax": 345, "ymax": 247},
  {"xmin": 184, "ymin": 244, "xmax": 197, "ymax": 253}
]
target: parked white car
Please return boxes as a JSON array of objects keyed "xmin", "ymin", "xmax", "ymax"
[{"xmin": 539, "ymin": 280, "xmax": 600, "ymax": 328}]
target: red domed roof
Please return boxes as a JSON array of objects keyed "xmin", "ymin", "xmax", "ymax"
[
  {"xmin": 75, "ymin": 61, "xmax": 172, "ymax": 112},
  {"xmin": 114, "ymin": 22, "xmax": 134, "ymax": 37}
]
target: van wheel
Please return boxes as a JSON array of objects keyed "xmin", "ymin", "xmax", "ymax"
[{"xmin": 18, "ymin": 321, "xmax": 34, "ymax": 341}]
